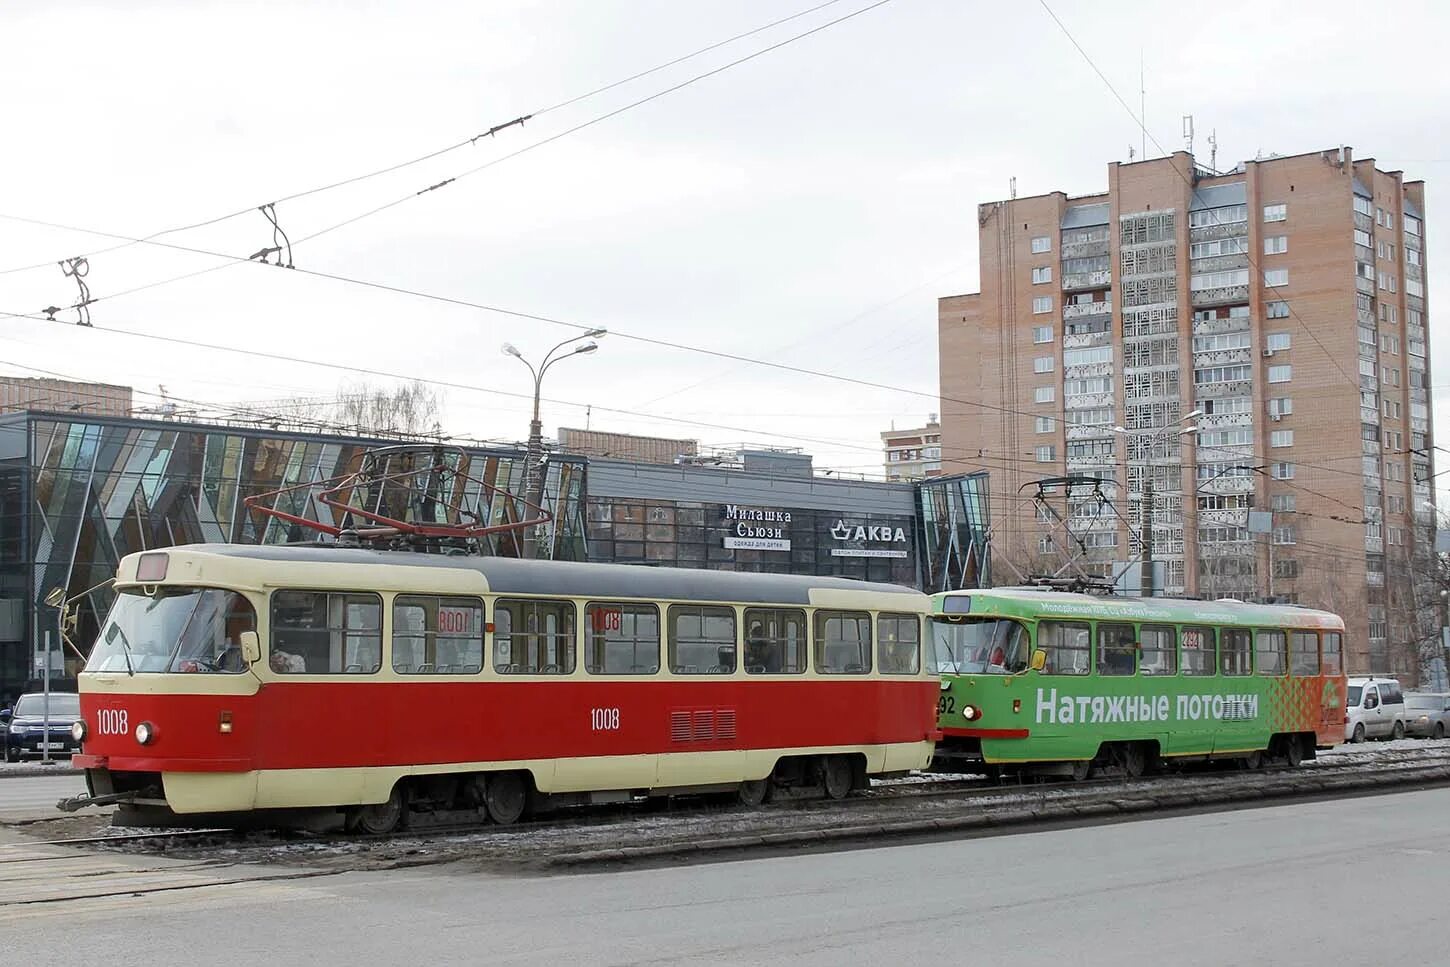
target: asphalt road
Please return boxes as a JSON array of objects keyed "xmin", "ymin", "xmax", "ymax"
[
  {"xmin": 7, "ymin": 785, "xmax": 1449, "ymax": 964},
  {"xmin": 0, "ymin": 771, "xmax": 88, "ymax": 820}
]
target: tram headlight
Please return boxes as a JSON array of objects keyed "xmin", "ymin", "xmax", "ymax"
[
  {"xmin": 71, "ymin": 720, "xmax": 87, "ymax": 743},
  {"xmin": 961, "ymin": 704, "xmax": 981, "ymax": 722},
  {"xmin": 135, "ymin": 721, "xmax": 156, "ymax": 746}
]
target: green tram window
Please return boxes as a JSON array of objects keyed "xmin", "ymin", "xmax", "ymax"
[
  {"xmin": 1255, "ymin": 630, "xmax": 1287, "ymax": 676},
  {"xmin": 1038, "ymin": 620, "xmax": 1091, "ymax": 675},
  {"xmin": 1097, "ymin": 623, "xmax": 1137, "ymax": 676},
  {"xmin": 1221, "ymin": 628, "xmax": 1252, "ymax": 676},
  {"xmin": 1290, "ymin": 631, "xmax": 1320, "ymax": 676},
  {"xmin": 1140, "ymin": 625, "xmax": 1176, "ymax": 676},
  {"xmin": 1323, "ymin": 632, "xmax": 1343, "ymax": 675},
  {"xmin": 1181, "ymin": 626, "xmax": 1216, "ymax": 676}
]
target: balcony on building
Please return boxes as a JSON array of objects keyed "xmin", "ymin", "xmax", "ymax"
[
  {"xmin": 1190, "ymin": 284, "xmax": 1251, "ymax": 308},
  {"xmin": 1063, "ymin": 269, "xmax": 1112, "ymax": 292},
  {"xmin": 1063, "ymin": 298, "xmax": 1112, "ymax": 321}
]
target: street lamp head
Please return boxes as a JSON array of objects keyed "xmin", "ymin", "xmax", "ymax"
[
  {"xmin": 1179, "ymin": 425, "xmax": 1198, "ymax": 435},
  {"xmin": 1112, "ymin": 425, "xmax": 1128, "ymax": 434},
  {"xmin": 584, "ymin": 328, "xmax": 608, "ymax": 339},
  {"xmin": 572, "ymin": 340, "xmax": 599, "ymax": 356},
  {"xmin": 1183, "ymin": 408, "xmax": 1204, "ymax": 421},
  {"xmin": 501, "ymin": 342, "xmax": 522, "ymax": 358}
]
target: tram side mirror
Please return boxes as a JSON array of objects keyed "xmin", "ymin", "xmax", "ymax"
[
  {"xmin": 44, "ymin": 586, "xmax": 67, "ymax": 609},
  {"xmin": 0, "ymin": 708, "xmax": 10, "ymax": 723},
  {"xmin": 239, "ymin": 631, "xmax": 261, "ymax": 665},
  {"xmin": 1030, "ymin": 649, "xmax": 1047, "ymax": 672}
]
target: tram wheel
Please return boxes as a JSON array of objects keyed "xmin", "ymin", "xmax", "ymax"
[
  {"xmin": 1242, "ymin": 750, "xmax": 1263, "ymax": 771},
  {"xmin": 1284, "ymin": 736, "xmax": 1304, "ymax": 768},
  {"xmin": 1391, "ymin": 721, "xmax": 1406, "ymax": 741},
  {"xmin": 352, "ymin": 786, "xmax": 405, "ymax": 835},
  {"xmin": 485, "ymin": 772, "xmax": 528, "ymax": 826},
  {"xmin": 1069, "ymin": 759, "xmax": 1092, "ymax": 782},
  {"xmin": 821, "ymin": 756, "xmax": 853, "ymax": 800},
  {"xmin": 1119, "ymin": 744, "xmax": 1146, "ymax": 779},
  {"xmin": 737, "ymin": 779, "xmax": 771, "ymax": 807},
  {"xmin": 1352, "ymin": 723, "xmax": 1366, "ymax": 743}
]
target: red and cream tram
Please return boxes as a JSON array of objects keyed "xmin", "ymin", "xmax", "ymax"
[{"xmin": 71, "ymin": 544, "xmax": 938, "ymax": 831}]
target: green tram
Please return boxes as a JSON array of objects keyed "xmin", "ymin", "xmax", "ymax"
[{"xmin": 929, "ymin": 588, "xmax": 1348, "ymax": 777}]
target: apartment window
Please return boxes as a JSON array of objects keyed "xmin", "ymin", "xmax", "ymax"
[
  {"xmin": 1034, "ymin": 386, "xmax": 1055, "ymax": 404},
  {"xmin": 1032, "ymin": 296, "xmax": 1052, "ymax": 315},
  {"xmin": 1190, "ymin": 268, "xmax": 1250, "ymax": 291},
  {"xmin": 1189, "ymin": 205, "xmax": 1247, "ymax": 228},
  {"xmin": 1354, "ymin": 195, "xmax": 1373, "ymax": 217},
  {"xmin": 1033, "ymin": 325, "xmax": 1053, "ymax": 343},
  {"xmin": 1275, "ymin": 560, "xmax": 1301, "ymax": 580},
  {"xmin": 1270, "ymin": 430, "xmax": 1294, "ymax": 448},
  {"xmin": 1380, "ymin": 334, "xmax": 1399, "ymax": 355},
  {"xmin": 1389, "ymin": 526, "xmax": 1406, "ymax": 547},
  {"xmin": 1034, "ymin": 356, "xmax": 1055, "ymax": 374},
  {"xmin": 1383, "ymin": 399, "xmax": 1401, "ymax": 420},
  {"xmin": 1354, "ymin": 228, "xmax": 1372, "ymax": 248},
  {"xmin": 1376, "ymin": 208, "xmax": 1385, "ymax": 226},
  {"xmin": 1264, "ymin": 235, "xmax": 1287, "ymax": 255},
  {"xmin": 1272, "ymin": 526, "xmax": 1297, "ymax": 545},
  {"xmin": 1387, "ymin": 494, "xmax": 1405, "ymax": 515},
  {"xmin": 1271, "ymin": 494, "xmax": 1296, "ymax": 513},
  {"xmin": 1035, "ymin": 445, "xmax": 1056, "ymax": 463},
  {"xmin": 1263, "ymin": 203, "xmax": 1287, "ymax": 222},
  {"xmin": 1405, "ymin": 215, "xmax": 1422, "ymax": 237},
  {"xmin": 1062, "ymin": 346, "xmax": 1112, "ymax": 367},
  {"xmin": 1266, "ymin": 300, "xmax": 1289, "ymax": 319},
  {"xmin": 1264, "ymin": 268, "xmax": 1289, "ymax": 287},
  {"xmin": 1406, "ymin": 279, "xmax": 1423, "ymax": 297},
  {"xmin": 1268, "ymin": 364, "xmax": 1292, "ymax": 383},
  {"xmin": 1267, "ymin": 397, "xmax": 1293, "ymax": 418},
  {"xmin": 1407, "ymin": 247, "xmax": 1421, "ymax": 267},
  {"xmin": 1271, "ymin": 462, "xmax": 1295, "ymax": 480},
  {"xmin": 1386, "ymin": 211, "xmax": 1395, "ymax": 230},
  {"xmin": 1379, "ymin": 304, "xmax": 1398, "ymax": 325},
  {"xmin": 1377, "ymin": 241, "xmax": 1395, "ymax": 260},
  {"xmin": 1035, "ymin": 416, "xmax": 1056, "ymax": 433},
  {"xmin": 1031, "ymin": 236, "xmax": 1051, "ymax": 254},
  {"xmin": 1382, "ymin": 367, "xmax": 1400, "ymax": 387},
  {"xmin": 1032, "ymin": 266, "xmax": 1052, "ymax": 284},
  {"xmin": 1265, "ymin": 332, "xmax": 1291, "ymax": 352}
]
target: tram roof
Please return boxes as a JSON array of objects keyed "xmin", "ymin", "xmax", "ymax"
[
  {"xmin": 154, "ymin": 544, "xmax": 924, "ymax": 605},
  {"xmin": 936, "ymin": 587, "xmax": 1343, "ymax": 629}
]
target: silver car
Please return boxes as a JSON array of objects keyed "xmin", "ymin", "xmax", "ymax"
[{"xmin": 1404, "ymin": 692, "xmax": 1450, "ymax": 739}]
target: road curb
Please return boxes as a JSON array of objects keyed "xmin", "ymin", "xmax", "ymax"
[
  {"xmin": 0, "ymin": 763, "xmax": 77, "ymax": 780},
  {"xmin": 543, "ymin": 764, "xmax": 1450, "ymax": 869}
]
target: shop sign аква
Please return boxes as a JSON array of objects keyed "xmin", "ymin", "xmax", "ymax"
[
  {"xmin": 829, "ymin": 519, "xmax": 909, "ymax": 559},
  {"xmin": 722, "ymin": 504, "xmax": 792, "ymax": 551}
]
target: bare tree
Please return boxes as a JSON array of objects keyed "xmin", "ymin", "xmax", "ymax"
[{"xmin": 332, "ymin": 380, "xmax": 444, "ymax": 437}]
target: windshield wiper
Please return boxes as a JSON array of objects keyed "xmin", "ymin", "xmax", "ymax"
[{"xmin": 106, "ymin": 624, "xmax": 136, "ymax": 677}]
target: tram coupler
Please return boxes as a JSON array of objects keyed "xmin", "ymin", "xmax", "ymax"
[{"xmin": 56, "ymin": 790, "xmax": 139, "ymax": 812}]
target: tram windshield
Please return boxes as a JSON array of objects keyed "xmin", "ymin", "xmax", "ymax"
[
  {"xmin": 929, "ymin": 617, "xmax": 1030, "ymax": 675},
  {"xmin": 87, "ymin": 587, "xmax": 256, "ymax": 674}
]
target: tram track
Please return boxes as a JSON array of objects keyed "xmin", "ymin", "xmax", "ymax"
[{"xmin": 17, "ymin": 741, "xmax": 1450, "ymax": 872}]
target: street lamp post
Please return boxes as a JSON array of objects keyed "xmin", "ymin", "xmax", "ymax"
[
  {"xmin": 1113, "ymin": 409, "xmax": 1201, "ymax": 597},
  {"xmin": 502, "ymin": 330, "xmax": 606, "ymax": 559}
]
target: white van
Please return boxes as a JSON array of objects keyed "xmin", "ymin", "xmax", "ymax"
[{"xmin": 1344, "ymin": 677, "xmax": 1408, "ymax": 742}]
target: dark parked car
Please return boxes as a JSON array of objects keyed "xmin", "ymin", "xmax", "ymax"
[{"xmin": 2, "ymin": 692, "xmax": 82, "ymax": 761}]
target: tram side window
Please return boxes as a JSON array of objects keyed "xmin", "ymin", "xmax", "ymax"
[
  {"xmin": 1097, "ymin": 623, "xmax": 1137, "ymax": 676},
  {"xmin": 494, "ymin": 598, "xmax": 576, "ymax": 674},
  {"xmin": 743, "ymin": 608, "xmax": 808, "ymax": 674},
  {"xmin": 1221, "ymin": 628, "xmax": 1252, "ymax": 676},
  {"xmin": 1255, "ymin": 630, "xmax": 1287, "ymax": 676},
  {"xmin": 1323, "ymin": 632, "xmax": 1343, "ymax": 676},
  {"xmin": 586, "ymin": 602, "xmax": 660, "ymax": 675},
  {"xmin": 814, "ymin": 611, "xmax": 872, "ymax": 675},
  {"xmin": 1181, "ymin": 626, "xmax": 1216, "ymax": 676},
  {"xmin": 1139, "ymin": 625, "xmax": 1176, "ymax": 676},
  {"xmin": 393, "ymin": 596, "xmax": 483, "ymax": 674},
  {"xmin": 668, "ymin": 605, "xmax": 736, "ymax": 675},
  {"xmin": 877, "ymin": 613, "xmax": 921, "ymax": 674},
  {"xmin": 271, "ymin": 591, "xmax": 381, "ymax": 674},
  {"xmin": 1290, "ymin": 631, "xmax": 1320, "ymax": 676},
  {"xmin": 1038, "ymin": 621, "xmax": 1091, "ymax": 675}
]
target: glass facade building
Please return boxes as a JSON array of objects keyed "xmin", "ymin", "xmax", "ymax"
[{"xmin": 0, "ymin": 412, "xmax": 990, "ymax": 705}]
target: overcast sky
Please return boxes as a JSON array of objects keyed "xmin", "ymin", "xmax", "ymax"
[{"xmin": 2, "ymin": 0, "xmax": 1448, "ymax": 482}]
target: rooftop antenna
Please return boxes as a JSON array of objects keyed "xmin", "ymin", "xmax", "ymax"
[
  {"xmin": 1208, "ymin": 129, "xmax": 1218, "ymax": 172},
  {"xmin": 1139, "ymin": 48, "xmax": 1146, "ymax": 160},
  {"xmin": 1182, "ymin": 114, "xmax": 1194, "ymax": 155},
  {"xmin": 1128, "ymin": 144, "xmax": 1136, "ymax": 162},
  {"xmin": 1010, "ymin": 176, "xmax": 1017, "ymax": 199}
]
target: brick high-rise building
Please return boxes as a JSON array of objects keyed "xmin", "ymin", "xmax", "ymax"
[{"xmin": 939, "ymin": 147, "xmax": 1434, "ymax": 678}]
